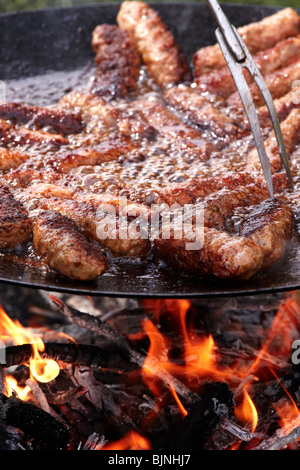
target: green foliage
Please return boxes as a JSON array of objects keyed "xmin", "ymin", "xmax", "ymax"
[
  {"xmin": 0, "ymin": 0, "xmax": 47, "ymax": 13},
  {"xmin": 0, "ymin": 0, "xmax": 86, "ymax": 13}
]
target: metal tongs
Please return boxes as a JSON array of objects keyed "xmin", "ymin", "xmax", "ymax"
[{"xmin": 206, "ymin": 0, "xmax": 294, "ymax": 198}]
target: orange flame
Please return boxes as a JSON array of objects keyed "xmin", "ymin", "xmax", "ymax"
[
  {"xmin": 5, "ymin": 375, "xmax": 31, "ymax": 401},
  {"xmin": 169, "ymin": 380, "xmax": 188, "ymax": 417},
  {"xmin": 142, "ymin": 300, "xmax": 238, "ymax": 387},
  {"xmin": 270, "ymin": 368, "xmax": 300, "ymax": 436},
  {"xmin": 29, "ymin": 339, "xmax": 60, "ymax": 384},
  {"xmin": 140, "ymin": 299, "xmax": 277, "ymax": 431},
  {"xmin": 142, "ymin": 318, "xmax": 171, "ymax": 398},
  {"xmin": 235, "ymin": 388, "xmax": 258, "ymax": 433},
  {"xmin": 100, "ymin": 431, "xmax": 151, "ymax": 450},
  {"xmin": 141, "ymin": 300, "xmax": 238, "ymax": 418},
  {"xmin": 274, "ymin": 401, "xmax": 300, "ymax": 437},
  {"xmin": 247, "ymin": 295, "xmax": 300, "ymax": 376},
  {"xmin": 0, "ymin": 305, "xmax": 60, "ymax": 396}
]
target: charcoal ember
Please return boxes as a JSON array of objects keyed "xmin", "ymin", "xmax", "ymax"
[
  {"xmin": 264, "ymin": 372, "xmax": 300, "ymax": 400},
  {"xmin": 0, "ymin": 393, "xmax": 69, "ymax": 450},
  {"xmin": 191, "ymin": 294, "xmax": 287, "ymax": 350},
  {"xmin": 167, "ymin": 382, "xmax": 235, "ymax": 451},
  {"xmin": 204, "ymin": 425, "xmax": 239, "ymax": 450},
  {"xmin": 0, "ymin": 419, "xmax": 28, "ymax": 450}
]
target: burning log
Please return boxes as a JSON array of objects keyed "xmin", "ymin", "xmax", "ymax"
[
  {"xmin": 0, "ymin": 342, "xmax": 135, "ymax": 371},
  {"xmin": 0, "ymin": 393, "xmax": 69, "ymax": 450},
  {"xmin": 252, "ymin": 426, "xmax": 300, "ymax": 450},
  {"xmin": 50, "ymin": 296, "xmax": 199, "ymax": 407},
  {"xmin": 167, "ymin": 382, "xmax": 235, "ymax": 451},
  {"xmin": 0, "ymin": 418, "xmax": 27, "ymax": 450},
  {"xmin": 50, "ymin": 296, "xmax": 133, "ymax": 355},
  {"xmin": 73, "ymin": 366, "xmax": 138, "ymax": 433}
]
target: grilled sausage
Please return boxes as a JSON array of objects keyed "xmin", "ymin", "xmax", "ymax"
[
  {"xmin": 0, "ymin": 119, "xmax": 68, "ymax": 147},
  {"xmin": 0, "ymin": 147, "xmax": 29, "ymax": 170},
  {"xmin": 153, "ymin": 198, "xmax": 292, "ymax": 279},
  {"xmin": 91, "ymin": 24, "xmax": 141, "ymax": 100},
  {"xmin": 117, "ymin": 1, "xmax": 191, "ymax": 87},
  {"xmin": 0, "ymin": 186, "xmax": 32, "ymax": 248},
  {"xmin": 46, "ymin": 137, "xmax": 137, "ymax": 173},
  {"xmin": 164, "ymin": 85, "xmax": 246, "ymax": 141},
  {"xmin": 247, "ymin": 108, "xmax": 300, "ymax": 172},
  {"xmin": 0, "ymin": 102, "xmax": 84, "ymax": 135},
  {"xmin": 196, "ymin": 35, "xmax": 300, "ymax": 98},
  {"xmin": 228, "ymin": 58, "xmax": 300, "ymax": 108},
  {"xmin": 193, "ymin": 8, "xmax": 300, "ymax": 77},
  {"xmin": 30, "ymin": 197, "xmax": 151, "ymax": 259},
  {"xmin": 33, "ymin": 210, "xmax": 108, "ymax": 280}
]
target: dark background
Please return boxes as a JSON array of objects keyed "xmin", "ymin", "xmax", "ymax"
[{"xmin": 0, "ymin": 0, "xmax": 296, "ymax": 15}]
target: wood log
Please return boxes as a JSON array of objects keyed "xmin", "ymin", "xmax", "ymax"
[
  {"xmin": 0, "ymin": 393, "xmax": 69, "ymax": 450},
  {"xmin": 0, "ymin": 342, "xmax": 134, "ymax": 371},
  {"xmin": 167, "ymin": 382, "xmax": 235, "ymax": 451}
]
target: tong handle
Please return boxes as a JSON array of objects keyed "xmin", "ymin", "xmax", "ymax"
[
  {"xmin": 206, "ymin": 0, "xmax": 294, "ymax": 195},
  {"xmin": 216, "ymin": 27, "xmax": 274, "ymax": 199},
  {"xmin": 206, "ymin": 0, "xmax": 245, "ymax": 62}
]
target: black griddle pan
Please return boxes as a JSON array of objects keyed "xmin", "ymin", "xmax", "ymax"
[{"xmin": 0, "ymin": 2, "xmax": 299, "ymax": 298}]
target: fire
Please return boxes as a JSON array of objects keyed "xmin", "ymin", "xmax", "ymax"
[
  {"xmin": 169, "ymin": 380, "xmax": 188, "ymax": 418},
  {"xmin": 141, "ymin": 300, "xmax": 239, "ymax": 407},
  {"xmin": 5, "ymin": 375, "xmax": 31, "ymax": 401},
  {"xmin": 141, "ymin": 295, "xmax": 300, "ymax": 441},
  {"xmin": 274, "ymin": 401, "xmax": 300, "ymax": 436},
  {"xmin": 141, "ymin": 302, "xmax": 231, "ymax": 423},
  {"xmin": 141, "ymin": 317, "xmax": 171, "ymax": 398},
  {"xmin": 271, "ymin": 368, "xmax": 300, "ymax": 436},
  {"xmin": 235, "ymin": 388, "xmax": 258, "ymax": 433},
  {"xmin": 100, "ymin": 431, "xmax": 151, "ymax": 450},
  {"xmin": 0, "ymin": 304, "xmax": 60, "ymax": 396},
  {"xmin": 176, "ymin": 299, "xmax": 216, "ymax": 378},
  {"xmin": 0, "ymin": 288, "xmax": 299, "ymax": 449},
  {"xmin": 141, "ymin": 302, "xmax": 218, "ymax": 386},
  {"xmin": 246, "ymin": 295, "xmax": 300, "ymax": 376},
  {"xmin": 29, "ymin": 340, "xmax": 60, "ymax": 383}
]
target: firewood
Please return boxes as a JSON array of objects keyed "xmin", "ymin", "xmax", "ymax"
[
  {"xmin": 50, "ymin": 296, "xmax": 131, "ymax": 355},
  {"xmin": 0, "ymin": 393, "xmax": 69, "ymax": 450},
  {"xmin": 0, "ymin": 419, "xmax": 26, "ymax": 450},
  {"xmin": 50, "ymin": 297, "xmax": 199, "ymax": 406},
  {"xmin": 73, "ymin": 366, "xmax": 137, "ymax": 432},
  {"xmin": 167, "ymin": 382, "xmax": 235, "ymax": 451},
  {"xmin": 0, "ymin": 342, "xmax": 134, "ymax": 371},
  {"xmin": 252, "ymin": 426, "xmax": 300, "ymax": 450}
]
